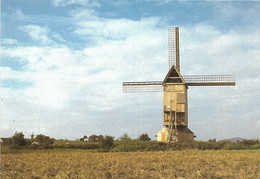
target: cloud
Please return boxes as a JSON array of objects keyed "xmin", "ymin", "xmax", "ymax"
[
  {"xmin": 257, "ymin": 120, "xmax": 260, "ymax": 127},
  {"xmin": 51, "ymin": 0, "xmax": 100, "ymax": 7},
  {"xmin": 180, "ymin": 24, "xmax": 260, "ymax": 75},
  {"xmin": 2, "ymin": 46, "xmax": 86, "ymax": 107},
  {"xmin": 208, "ymin": 2, "xmax": 260, "ymax": 28},
  {"xmin": 144, "ymin": 0, "xmax": 173, "ymax": 4},
  {"xmin": 1, "ymin": 14, "xmax": 168, "ymax": 139},
  {"xmin": 4, "ymin": 21, "xmax": 259, "ymax": 140},
  {"xmin": 1, "ymin": 39, "xmax": 18, "ymax": 45},
  {"xmin": 6, "ymin": 8, "xmax": 27, "ymax": 21},
  {"xmin": 20, "ymin": 25, "xmax": 53, "ymax": 45},
  {"xmin": 180, "ymin": 24, "xmax": 260, "ymax": 140},
  {"xmin": 75, "ymin": 17, "xmax": 163, "ymax": 40}
]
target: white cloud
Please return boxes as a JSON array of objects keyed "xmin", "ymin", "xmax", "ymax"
[
  {"xmin": 1, "ymin": 15, "xmax": 168, "ymax": 139},
  {"xmin": 257, "ymin": 120, "xmax": 260, "ymax": 127},
  {"xmin": 20, "ymin": 25, "xmax": 53, "ymax": 44},
  {"xmin": 51, "ymin": 0, "xmax": 100, "ymax": 7},
  {"xmin": 74, "ymin": 15, "xmax": 163, "ymax": 40},
  {"xmin": 1, "ymin": 46, "xmax": 89, "ymax": 108},
  {"xmin": 180, "ymin": 24, "xmax": 260, "ymax": 75},
  {"xmin": 210, "ymin": 2, "xmax": 260, "ymax": 28},
  {"xmin": 10, "ymin": 8, "xmax": 26, "ymax": 21},
  {"xmin": 1, "ymin": 38, "xmax": 18, "ymax": 45},
  {"xmin": 180, "ymin": 24, "xmax": 260, "ymax": 140},
  {"xmin": 69, "ymin": 7, "xmax": 167, "ymax": 40}
]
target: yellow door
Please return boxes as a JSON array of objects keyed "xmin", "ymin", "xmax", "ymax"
[{"xmin": 162, "ymin": 133, "xmax": 165, "ymax": 142}]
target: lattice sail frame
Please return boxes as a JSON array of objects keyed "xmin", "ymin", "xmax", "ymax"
[
  {"xmin": 183, "ymin": 75, "xmax": 235, "ymax": 86},
  {"xmin": 123, "ymin": 75, "xmax": 235, "ymax": 93},
  {"xmin": 123, "ymin": 81, "xmax": 163, "ymax": 93},
  {"xmin": 168, "ymin": 27, "xmax": 178, "ymax": 70}
]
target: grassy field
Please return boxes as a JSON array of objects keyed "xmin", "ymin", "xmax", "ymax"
[{"xmin": 1, "ymin": 149, "xmax": 260, "ymax": 178}]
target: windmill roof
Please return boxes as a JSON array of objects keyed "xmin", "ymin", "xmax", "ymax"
[{"xmin": 163, "ymin": 65, "xmax": 185, "ymax": 84}]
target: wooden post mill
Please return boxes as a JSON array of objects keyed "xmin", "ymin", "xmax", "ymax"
[{"xmin": 123, "ymin": 27, "xmax": 235, "ymax": 142}]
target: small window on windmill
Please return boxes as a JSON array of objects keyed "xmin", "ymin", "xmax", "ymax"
[{"xmin": 177, "ymin": 93, "xmax": 185, "ymax": 104}]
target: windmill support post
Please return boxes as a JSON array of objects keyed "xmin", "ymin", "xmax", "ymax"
[
  {"xmin": 168, "ymin": 107, "xmax": 172, "ymax": 143},
  {"xmin": 174, "ymin": 111, "xmax": 177, "ymax": 142},
  {"xmin": 175, "ymin": 27, "xmax": 180, "ymax": 72}
]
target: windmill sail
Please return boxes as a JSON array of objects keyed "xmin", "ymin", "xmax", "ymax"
[
  {"xmin": 123, "ymin": 75, "xmax": 235, "ymax": 93},
  {"xmin": 183, "ymin": 75, "xmax": 235, "ymax": 86},
  {"xmin": 168, "ymin": 27, "xmax": 179, "ymax": 71},
  {"xmin": 123, "ymin": 81, "xmax": 163, "ymax": 93}
]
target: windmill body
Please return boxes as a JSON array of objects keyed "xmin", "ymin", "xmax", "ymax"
[
  {"xmin": 123, "ymin": 27, "xmax": 235, "ymax": 142},
  {"xmin": 160, "ymin": 65, "xmax": 193, "ymax": 142}
]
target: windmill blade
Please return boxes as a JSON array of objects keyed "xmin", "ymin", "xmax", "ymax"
[
  {"xmin": 183, "ymin": 75, "xmax": 235, "ymax": 86},
  {"xmin": 168, "ymin": 27, "xmax": 179, "ymax": 71},
  {"xmin": 123, "ymin": 81, "xmax": 163, "ymax": 93}
]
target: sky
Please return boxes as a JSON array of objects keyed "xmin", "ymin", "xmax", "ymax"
[{"xmin": 1, "ymin": 0, "xmax": 260, "ymax": 141}]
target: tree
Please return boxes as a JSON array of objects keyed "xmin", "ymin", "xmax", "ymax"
[
  {"xmin": 89, "ymin": 135, "xmax": 98, "ymax": 142},
  {"xmin": 89, "ymin": 135, "xmax": 104, "ymax": 142},
  {"xmin": 12, "ymin": 132, "xmax": 26, "ymax": 146},
  {"xmin": 208, "ymin": 138, "xmax": 216, "ymax": 143},
  {"xmin": 240, "ymin": 139, "xmax": 259, "ymax": 146},
  {"xmin": 35, "ymin": 134, "xmax": 54, "ymax": 146},
  {"xmin": 119, "ymin": 133, "xmax": 131, "ymax": 141},
  {"xmin": 98, "ymin": 135, "xmax": 104, "ymax": 141},
  {"xmin": 138, "ymin": 133, "xmax": 151, "ymax": 141},
  {"xmin": 101, "ymin": 136, "xmax": 114, "ymax": 149},
  {"xmin": 80, "ymin": 135, "xmax": 88, "ymax": 141}
]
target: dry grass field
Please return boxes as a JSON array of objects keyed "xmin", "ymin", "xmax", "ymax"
[{"xmin": 1, "ymin": 149, "xmax": 260, "ymax": 178}]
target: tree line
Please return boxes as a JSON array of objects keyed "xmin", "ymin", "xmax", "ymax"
[
  {"xmin": 2, "ymin": 132, "xmax": 55, "ymax": 149},
  {"xmin": 1, "ymin": 131, "xmax": 260, "ymax": 151}
]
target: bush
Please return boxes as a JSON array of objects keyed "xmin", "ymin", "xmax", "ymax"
[
  {"xmin": 1, "ymin": 138, "xmax": 12, "ymax": 145},
  {"xmin": 146, "ymin": 142, "xmax": 167, "ymax": 151},
  {"xmin": 101, "ymin": 136, "xmax": 114, "ymax": 149},
  {"xmin": 29, "ymin": 144, "xmax": 39, "ymax": 150},
  {"xmin": 34, "ymin": 134, "xmax": 54, "ymax": 146},
  {"xmin": 240, "ymin": 140, "xmax": 259, "ymax": 146},
  {"xmin": 251, "ymin": 143, "xmax": 260, "ymax": 149},
  {"xmin": 223, "ymin": 142, "xmax": 244, "ymax": 150},
  {"xmin": 10, "ymin": 145, "xmax": 26, "ymax": 150},
  {"xmin": 84, "ymin": 143, "xmax": 100, "ymax": 149},
  {"xmin": 112, "ymin": 140, "xmax": 147, "ymax": 152}
]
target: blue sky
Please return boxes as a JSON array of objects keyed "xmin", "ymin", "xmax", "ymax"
[{"xmin": 1, "ymin": 0, "xmax": 260, "ymax": 140}]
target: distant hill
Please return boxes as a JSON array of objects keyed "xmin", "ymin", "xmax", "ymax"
[{"xmin": 221, "ymin": 137, "xmax": 246, "ymax": 143}]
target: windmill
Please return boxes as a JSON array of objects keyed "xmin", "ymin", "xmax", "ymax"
[{"xmin": 122, "ymin": 27, "xmax": 235, "ymax": 143}]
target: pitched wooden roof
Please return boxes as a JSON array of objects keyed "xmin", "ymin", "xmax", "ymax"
[{"xmin": 163, "ymin": 65, "xmax": 185, "ymax": 84}]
